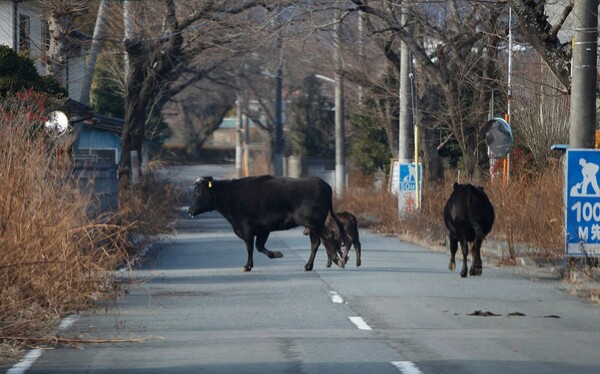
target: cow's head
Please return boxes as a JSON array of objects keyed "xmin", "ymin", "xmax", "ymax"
[{"xmin": 188, "ymin": 176, "xmax": 216, "ymax": 217}]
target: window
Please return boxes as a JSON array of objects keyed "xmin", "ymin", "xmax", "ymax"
[{"xmin": 19, "ymin": 14, "xmax": 30, "ymax": 55}]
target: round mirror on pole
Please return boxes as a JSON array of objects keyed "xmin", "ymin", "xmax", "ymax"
[
  {"xmin": 44, "ymin": 111, "xmax": 69, "ymax": 138},
  {"xmin": 485, "ymin": 117, "xmax": 513, "ymax": 158}
]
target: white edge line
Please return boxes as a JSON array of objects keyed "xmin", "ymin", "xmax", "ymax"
[
  {"xmin": 7, "ymin": 349, "xmax": 43, "ymax": 374},
  {"xmin": 58, "ymin": 315, "xmax": 79, "ymax": 331},
  {"xmin": 8, "ymin": 315, "xmax": 80, "ymax": 374},
  {"xmin": 391, "ymin": 361, "xmax": 423, "ymax": 374},
  {"xmin": 348, "ymin": 316, "xmax": 373, "ymax": 330},
  {"xmin": 328, "ymin": 291, "xmax": 344, "ymax": 304}
]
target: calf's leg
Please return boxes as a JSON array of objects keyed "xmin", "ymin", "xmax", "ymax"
[
  {"xmin": 314, "ymin": 225, "xmax": 345, "ymax": 269},
  {"xmin": 354, "ymin": 238, "xmax": 362, "ymax": 267}
]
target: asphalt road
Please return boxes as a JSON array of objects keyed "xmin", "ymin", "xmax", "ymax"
[{"xmin": 4, "ymin": 165, "xmax": 600, "ymax": 374}]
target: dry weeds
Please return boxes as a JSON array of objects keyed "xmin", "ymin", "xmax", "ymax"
[{"xmin": 0, "ymin": 103, "xmax": 176, "ymax": 361}]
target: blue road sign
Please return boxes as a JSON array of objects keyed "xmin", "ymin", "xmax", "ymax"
[
  {"xmin": 565, "ymin": 149, "xmax": 600, "ymax": 257},
  {"xmin": 398, "ymin": 163, "xmax": 422, "ymax": 191}
]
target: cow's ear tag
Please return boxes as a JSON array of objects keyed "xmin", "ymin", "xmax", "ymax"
[{"xmin": 207, "ymin": 180, "xmax": 212, "ymax": 188}]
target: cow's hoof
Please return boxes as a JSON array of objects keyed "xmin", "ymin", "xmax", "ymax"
[
  {"xmin": 271, "ymin": 251, "xmax": 284, "ymax": 258},
  {"xmin": 326, "ymin": 261, "xmax": 332, "ymax": 268},
  {"xmin": 460, "ymin": 272, "xmax": 467, "ymax": 278},
  {"xmin": 449, "ymin": 262, "xmax": 456, "ymax": 272},
  {"xmin": 335, "ymin": 258, "xmax": 345, "ymax": 269},
  {"xmin": 344, "ymin": 255, "xmax": 350, "ymax": 264},
  {"xmin": 356, "ymin": 259, "xmax": 361, "ymax": 267},
  {"xmin": 304, "ymin": 265, "xmax": 313, "ymax": 271},
  {"xmin": 242, "ymin": 267, "xmax": 252, "ymax": 272}
]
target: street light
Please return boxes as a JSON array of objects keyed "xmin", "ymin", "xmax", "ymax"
[
  {"xmin": 315, "ymin": 73, "xmax": 345, "ymax": 195},
  {"xmin": 259, "ymin": 69, "xmax": 284, "ymax": 177}
]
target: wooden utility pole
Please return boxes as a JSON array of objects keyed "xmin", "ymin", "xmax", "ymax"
[
  {"xmin": 398, "ymin": 9, "xmax": 413, "ymax": 164},
  {"xmin": 334, "ymin": 2, "xmax": 346, "ymax": 194},
  {"xmin": 569, "ymin": 0, "xmax": 598, "ymax": 149}
]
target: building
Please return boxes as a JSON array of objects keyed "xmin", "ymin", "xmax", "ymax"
[
  {"xmin": 0, "ymin": 1, "xmax": 123, "ymax": 213},
  {"xmin": 0, "ymin": 0, "xmax": 88, "ymax": 100}
]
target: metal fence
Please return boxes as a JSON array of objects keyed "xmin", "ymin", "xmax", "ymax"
[{"xmin": 72, "ymin": 160, "xmax": 119, "ymax": 217}]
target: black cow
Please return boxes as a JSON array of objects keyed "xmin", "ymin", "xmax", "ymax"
[
  {"xmin": 443, "ymin": 183, "xmax": 495, "ymax": 277},
  {"xmin": 303, "ymin": 211, "xmax": 362, "ymax": 267},
  {"xmin": 188, "ymin": 175, "xmax": 350, "ymax": 272}
]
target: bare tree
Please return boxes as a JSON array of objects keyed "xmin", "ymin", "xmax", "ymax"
[
  {"xmin": 507, "ymin": 0, "xmax": 573, "ymax": 92},
  {"xmin": 41, "ymin": 1, "xmax": 90, "ymax": 87},
  {"xmin": 349, "ymin": 1, "xmax": 509, "ymax": 179},
  {"xmin": 512, "ymin": 54, "xmax": 569, "ymax": 167},
  {"xmin": 116, "ymin": 0, "xmax": 277, "ymax": 186},
  {"xmin": 79, "ymin": 0, "xmax": 109, "ymax": 105},
  {"xmin": 167, "ymin": 83, "xmax": 236, "ymax": 158}
]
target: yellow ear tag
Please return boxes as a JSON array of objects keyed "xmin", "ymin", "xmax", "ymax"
[{"xmin": 208, "ymin": 180, "xmax": 212, "ymax": 188}]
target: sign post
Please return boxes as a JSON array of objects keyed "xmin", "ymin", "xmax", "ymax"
[
  {"xmin": 392, "ymin": 162, "xmax": 422, "ymax": 214},
  {"xmin": 564, "ymin": 149, "xmax": 600, "ymax": 261}
]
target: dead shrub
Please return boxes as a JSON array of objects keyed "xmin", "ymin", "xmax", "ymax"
[{"xmin": 0, "ymin": 99, "xmax": 175, "ymax": 359}]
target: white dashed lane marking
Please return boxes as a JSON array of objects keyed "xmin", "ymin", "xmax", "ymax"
[
  {"xmin": 348, "ymin": 316, "xmax": 373, "ymax": 330},
  {"xmin": 328, "ymin": 290, "xmax": 344, "ymax": 303},
  {"xmin": 330, "ymin": 291, "xmax": 421, "ymax": 373},
  {"xmin": 391, "ymin": 361, "xmax": 424, "ymax": 374}
]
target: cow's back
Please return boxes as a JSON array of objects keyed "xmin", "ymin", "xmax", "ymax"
[
  {"xmin": 443, "ymin": 183, "xmax": 494, "ymax": 242},
  {"xmin": 219, "ymin": 176, "xmax": 332, "ymax": 231}
]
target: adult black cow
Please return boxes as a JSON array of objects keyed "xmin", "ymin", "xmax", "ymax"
[
  {"xmin": 443, "ymin": 183, "xmax": 495, "ymax": 278},
  {"xmin": 188, "ymin": 175, "xmax": 350, "ymax": 272}
]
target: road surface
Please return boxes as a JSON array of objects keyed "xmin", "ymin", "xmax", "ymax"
[{"xmin": 4, "ymin": 165, "xmax": 600, "ymax": 374}]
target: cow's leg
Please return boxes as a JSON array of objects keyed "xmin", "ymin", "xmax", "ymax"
[
  {"xmin": 354, "ymin": 238, "xmax": 362, "ymax": 267},
  {"xmin": 242, "ymin": 236, "xmax": 255, "ymax": 272},
  {"xmin": 255, "ymin": 231, "xmax": 283, "ymax": 259},
  {"xmin": 459, "ymin": 239, "xmax": 469, "ymax": 278},
  {"xmin": 470, "ymin": 237, "xmax": 483, "ymax": 276},
  {"xmin": 305, "ymin": 231, "xmax": 321, "ymax": 271},
  {"xmin": 448, "ymin": 236, "xmax": 458, "ymax": 272}
]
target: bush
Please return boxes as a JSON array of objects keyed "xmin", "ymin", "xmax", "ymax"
[{"xmin": 0, "ymin": 45, "xmax": 67, "ymax": 98}]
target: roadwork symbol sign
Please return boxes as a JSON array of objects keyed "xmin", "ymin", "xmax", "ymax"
[
  {"xmin": 565, "ymin": 149, "xmax": 600, "ymax": 257},
  {"xmin": 399, "ymin": 163, "xmax": 422, "ymax": 192}
]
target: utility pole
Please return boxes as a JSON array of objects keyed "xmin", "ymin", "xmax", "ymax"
[
  {"xmin": 236, "ymin": 92, "xmax": 244, "ymax": 178},
  {"xmin": 274, "ymin": 60, "xmax": 284, "ymax": 176},
  {"xmin": 273, "ymin": 11, "xmax": 284, "ymax": 177},
  {"xmin": 334, "ymin": 3, "xmax": 346, "ymax": 194},
  {"xmin": 569, "ymin": 0, "xmax": 598, "ymax": 149},
  {"xmin": 398, "ymin": 9, "xmax": 413, "ymax": 164}
]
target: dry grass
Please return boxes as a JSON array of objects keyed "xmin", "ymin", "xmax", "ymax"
[
  {"xmin": 0, "ymin": 104, "xmax": 176, "ymax": 361},
  {"xmin": 338, "ymin": 163, "xmax": 568, "ymax": 268},
  {"xmin": 339, "ymin": 163, "xmax": 600, "ymax": 302}
]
